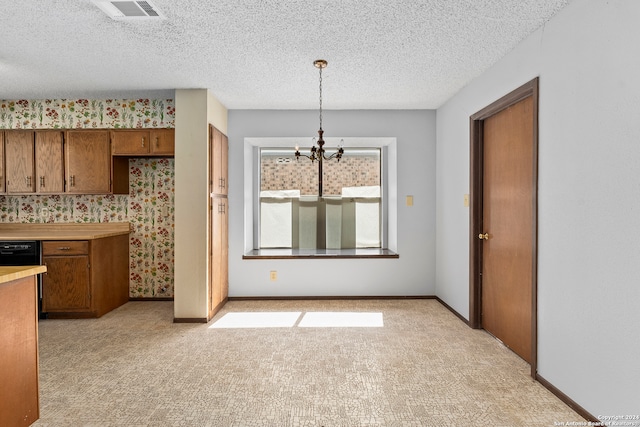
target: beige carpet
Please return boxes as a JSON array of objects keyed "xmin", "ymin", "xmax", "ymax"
[{"xmin": 33, "ymin": 299, "xmax": 584, "ymax": 426}]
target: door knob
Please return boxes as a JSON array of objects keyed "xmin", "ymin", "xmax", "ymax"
[{"xmin": 478, "ymin": 233, "xmax": 489, "ymax": 240}]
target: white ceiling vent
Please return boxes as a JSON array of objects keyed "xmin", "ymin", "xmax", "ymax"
[{"xmin": 92, "ymin": 0, "xmax": 166, "ymax": 20}]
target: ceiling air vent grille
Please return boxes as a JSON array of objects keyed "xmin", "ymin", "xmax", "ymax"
[
  {"xmin": 137, "ymin": 1, "xmax": 159, "ymax": 16},
  {"xmin": 92, "ymin": 0, "xmax": 166, "ymax": 20}
]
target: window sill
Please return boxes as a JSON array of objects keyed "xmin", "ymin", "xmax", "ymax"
[{"xmin": 243, "ymin": 248, "xmax": 399, "ymax": 260}]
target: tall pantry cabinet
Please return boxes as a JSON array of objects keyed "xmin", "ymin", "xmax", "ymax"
[{"xmin": 208, "ymin": 125, "xmax": 229, "ymax": 320}]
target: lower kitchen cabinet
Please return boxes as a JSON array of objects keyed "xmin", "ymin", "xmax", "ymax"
[
  {"xmin": 42, "ymin": 235, "xmax": 129, "ymax": 318},
  {"xmin": 0, "ymin": 272, "xmax": 42, "ymax": 426},
  {"xmin": 42, "ymin": 252, "xmax": 91, "ymax": 311}
]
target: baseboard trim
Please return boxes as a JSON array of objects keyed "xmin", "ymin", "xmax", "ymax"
[
  {"xmin": 228, "ymin": 295, "xmax": 436, "ymax": 301},
  {"xmin": 435, "ymin": 296, "xmax": 470, "ymax": 326},
  {"xmin": 173, "ymin": 317, "xmax": 208, "ymax": 323},
  {"xmin": 536, "ymin": 374, "xmax": 597, "ymax": 422},
  {"xmin": 129, "ymin": 297, "xmax": 174, "ymax": 301}
]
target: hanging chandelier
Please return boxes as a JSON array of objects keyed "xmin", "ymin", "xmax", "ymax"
[{"xmin": 295, "ymin": 59, "xmax": 344, "ymax": 197}]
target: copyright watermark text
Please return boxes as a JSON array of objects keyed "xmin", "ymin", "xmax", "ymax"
[{"xmin": 554, "ymin": 416, "xmax": 640, "ymax": 427}]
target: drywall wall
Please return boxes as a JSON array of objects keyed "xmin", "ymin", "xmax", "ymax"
[
  {"xmin": 435, "ymin": 0, "xmax": 640, "ymax": 415},
  {"xmin": 174, "ymin": 89, "xmax": 227, "ymax": 319},
  {"xmin": 228, "ymin": 110, "xmax": 435, "ymax": 297},
  {"xmin": 208, "ymin": 91, "xmax": 228, "ymax": 135}
]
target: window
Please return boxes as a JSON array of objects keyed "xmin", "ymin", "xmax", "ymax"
[
  {"xmin": 243, "ymin": 137, "xmax": 398, "ymax": 256},
  {"xmin": 259, "ymin": 147, "xmax": 382, "ymax": 249}
]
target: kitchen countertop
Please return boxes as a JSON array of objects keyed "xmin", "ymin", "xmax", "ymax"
[
  {"xmin": 0, "ymin": 222, "xmax": 130, "ymax": 240},
  {"xmin": 0, "ymin": 265, "xmax": 47, "ymax": 284}
]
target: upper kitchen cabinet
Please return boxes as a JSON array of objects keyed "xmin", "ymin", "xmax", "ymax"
[
  {"xmin": 0, "ymin": 132, "xmax": 5, "ymax": 193},
  {"xmin": 111, "ymin": 128, "xmax": 174, "ymax": 156},
  {"xmin": 4, "ymin": 130, "xmax": 65, "ymax": 194},
  {"xmin": 65, "ymin": 130, "xmax": 111, "ymax": 194},
  {"xmin": 35, "ymin": 131, "xmax": 64, "ymax": 193},
  {"xmin": 150, "ymin": 129, "xmax": 175, "ymax": 155},
  {"xmin": 210, "ymin": 126, "xmax": 228, "ymax": 196},
  {"xmin": 5, "ymin": 131, "xmax": 35, "ymax": 193}
]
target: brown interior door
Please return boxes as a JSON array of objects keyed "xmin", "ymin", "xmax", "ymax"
[{"xmin": 481, "ymin": 96, "xmax": 534, "ymax": 363}]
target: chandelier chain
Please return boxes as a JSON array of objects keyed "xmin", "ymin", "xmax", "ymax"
[
  {"xmin": 319, "ymin": 65, "xmax": 323, "ymax": 130},
  {"xmin": 295, "ymin": 59, "xmax": 343, "ymax": 198}
]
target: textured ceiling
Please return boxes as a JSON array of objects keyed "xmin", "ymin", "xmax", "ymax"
[{"xmin": 0, "ymin": 0, "xmax": 573, "ymax": 109}]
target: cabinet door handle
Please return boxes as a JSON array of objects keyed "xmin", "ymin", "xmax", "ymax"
[
  {"xmin": 155, "ymin": 136, "xmax": 159, "ymax": 148},
  {"xmin": 70, "ymin": 175, "xmax": 75, "ymax": 187},
  {"xmin": 40, "ymin": 176, "xmax": 45, "ymax": 188},
  {"xmin": 142, "ymin": 137, "xmax": 145, "ymax": 148},
  {"xmin": 26, "ymin": 176, "xmax": 32, "ymax": 187},
  {"xmin": 57, "ymin": 247, "xmax": 71, "ymax": 250}
]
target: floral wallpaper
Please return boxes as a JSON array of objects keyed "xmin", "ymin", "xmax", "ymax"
[
  {"xmin": 0, "ymin": 98, "xmax": 175, "ymax": 129},
  {"xmin": 0, "ymin": 98, "xmax": 175, "ymax": 298}
]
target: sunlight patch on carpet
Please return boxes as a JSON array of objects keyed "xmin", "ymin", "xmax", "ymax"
[
  {"xmin": 209, "ymin": 312, "xmax": 302, "ymax": 328},
  {"xmin": 298, "ymin": 312, "xmax": 384, "ymax": 328}
]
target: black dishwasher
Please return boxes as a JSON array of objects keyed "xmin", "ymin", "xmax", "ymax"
[{"xmin": 0, "ymin": 241, "xmax": 45, "ymax": 318}]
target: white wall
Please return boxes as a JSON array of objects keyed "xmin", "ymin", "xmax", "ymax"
[
  {"xmin": 174, "ymin": 89, "xmax": 227, "ymax": 319},
  {"xmin": 436, "ymin": 0, "xmax": 640, "ymax": 415},
  {"xmin": 228, "ymin": 110, "xmax": 435, "ymax": 297}
]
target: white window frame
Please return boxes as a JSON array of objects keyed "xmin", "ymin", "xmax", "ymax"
[{"xmin": 243, "ymin": 137, "xmax": 398, "ymax": 254}]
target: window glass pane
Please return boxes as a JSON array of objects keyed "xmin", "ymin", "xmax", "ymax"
[
  {"xmin": 260, "ymin": 149, "xmax": 317, "ymax": 196},
  {"xmin": 259, "ymin": 147, "xmax": 381, "ymax": 249},
  {"xmin": 322, "ymin": 148, "xmax": 380, "ymax": 196}
]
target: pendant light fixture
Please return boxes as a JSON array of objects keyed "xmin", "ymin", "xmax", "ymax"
[{"xmin": 295, "ymin": 59, "xmax": 344, "ymax": 197}]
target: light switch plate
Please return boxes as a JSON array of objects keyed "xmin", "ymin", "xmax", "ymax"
[
  {"xmin": 406, "ymin": 196, "xmax": 413, "ymax": 206},
  {"xmin": 464, "ymin": 194, "xmax": 470, "ymax": 207}
]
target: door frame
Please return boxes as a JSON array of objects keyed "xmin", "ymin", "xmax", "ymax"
[{"xmin": 469, "ymin": 77, "xmax": 539, "ymax": 377}]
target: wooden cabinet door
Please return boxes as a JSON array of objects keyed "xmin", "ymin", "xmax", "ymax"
[
  {"xmin": 0, "ymin": 276, "xmax": 40, "ymax": 426},
  {"xmin": 0, "ymin": 133, "xmax": 4, "ymax": 193},
  {"xmin": 210, "ymin": 125, "xmax": 221, "ymax": 195},
  {"xmin": 35, "ymin": 131, "xmax": 64, "ymax": 193},
  {"xmin": 210, "ymin": 126, "xmax": 228, "ymax": 195},
  {"xmin": 5, "ymin": 131, "xmax": 35, "ymax": 193},
  {"xmin": 150, "ymin": 129, "xmax": 175, "ymax": 155},
  {"xmin": 42, "ymin": 255, "xmax": 91, "ymax": 312},
  {"xmin": 209, "ymin": 196, "xmax": 229, "ymax": 318},
  {"xmin": 111, "ymin": 130, "xmax": 150, "ymax": 155},
  {"xmin": 211, "ymin": 197, "xmax": 223, "ymax": 309},
  {"xmin": 221, "ymin": 198, "xmax": 228, "ymax": 301},
  {"xmin": 221, "ymin": 132, "xmax": 228, "ymax": 195},
  {"xmin": 66, "ymin": 130, "xmax": 111, "ymax": 193}
]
